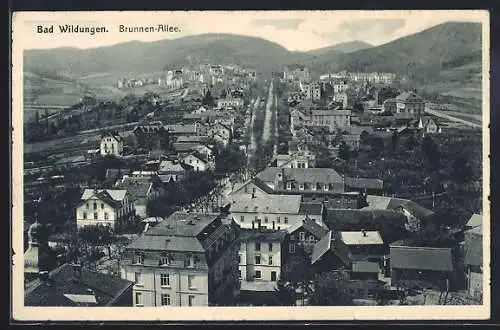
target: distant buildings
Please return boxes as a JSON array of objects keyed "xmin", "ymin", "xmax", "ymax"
[
  {"xmin": 328, "ymin": 71, "xmax": 396, "ymax": 85},
  {"xmin": 120, "ymin": 212, "xmax": 239, "ymax": 307},
  {"xmin": 76, "ymin": 188, "xmax": 135, "ymax": 230},
  {"xmin": 290, "ymin": 108, "xmax": 352, "ymax": 133},
  {"xmin": 100, "ymin": 131, "xmax": 123, "ymax": 157},
  {"xmin": 395, "ymin": 91, "xmax": 425, "ymax": 117}
]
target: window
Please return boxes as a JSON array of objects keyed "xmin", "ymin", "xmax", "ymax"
[
  {"xmin": 104, "ymin": 213, "xmax": 109, "ymax": 220},
  {"xmin": 271, "ymin": 271, "xmax": 277, "ymax": 281},
  {"xmin": 284, "ymin": 217, "xmax": 288, "ymax": 224},
  {"xmin": 188, "ymin": 275, "xmax": 195, "ymax": 289},
  {"xmin": 255, "ymin": 255, "xmax": 261, "ymax": 264},
  {"xmin": 277, "ymin": 216, "xmax": 281, "ymax": 223},
  {"xmin": 255, "ymin": 242, "xmax": 260, "ymax": 251},
  {"xmin": 161, "ymin": 294, "xmax": 170, "ymax": 306},
  {"xmin": 240, "ymin": 215, "xmax": 245, "ymax": 222},
  {"xmin": 86, "ymin": 203, "xmax": 89, "ymax": 209},
  {"xmin": 93, "ymin": 202, "xmax": 97, "ymax": 210},
  {"xmin": 134, "ymin": 272, "xmax": 142, "ymax": 284},
  {"xmin": 255, "ymin": 270, "xmax": 262, "ymax": 279},
  {"xmin": 244, "ymin": 186, "xmax": 248, "ymax": 193},
  {"xmin": 264, "ymin": 216, "xmax": 268, "ymax": 223},
  {"xmin": 135, "ymin": 292, "xmax": 143, "ymax": 306},
  {"xmin": 133, "ymin": 254, "xmax": 144, "ymax": 265},
  {"xmin": 101, "ymin": 203, "xmax": 105, "ymax": 209},
  {"xmin": 269, "ymin": 256, "xmax": 273, "ymax": 265},
  {"xmin": 83, "ymin": 212, "xmax": 87, "ymax": 220},
  {"xmin": 289, "ymin": 243, "xmax": 295, "ymax": 254},
  {"xmin": 299, "ymin": 232, "xmax": 305, "ymax": 241},
  {"xmin": 94, "ymin": 212, "xmax": 98, "ymax": 220},
  {"xmin": 238, "ymin": 255, "xmax": 241, "ymax": 264},
  {"xmin": 188, "ymin": 295, "xmax": 195, "ymax": 306},
  {"xmin": 238, "ymin": 270, "xmax": 242, "ymax": 279},
  {"xmin": 159, "ymin": 257, "xmax": 170, "ymax": 266},
  {"xmin": 268, "ymin": 243, "xmax": 273, "ymax": 252},
  {"xmin": 309, "ymin": 235, "xmax": 316, "ymax": 242},
  {"xmin": 185, "ymin": 255, "xmax": 194, "ymax": 268},
  {"xmin": 160, "ymin": 273, "xmax": 170, "ymax": 287}
]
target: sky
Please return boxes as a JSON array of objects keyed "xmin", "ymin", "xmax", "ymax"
[{"xmin": 13, "ymin": 10, "xmax": 487, "ymax": 51}]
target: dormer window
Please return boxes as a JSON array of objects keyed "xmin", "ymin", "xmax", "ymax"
[
  {"xmin": 133, "ymin": 252, "xmax": 144, "ymax": 265},
  {"xmin": 185, "ymin": 255, "xmax": 195, "ymax": 268},
  {"xmin": 286, "ymin": 182, "xmax": 292, "ymax": 190},
  {"xmin": 159, "ymin": 256, "xmax": 171, "ymax": 266}
]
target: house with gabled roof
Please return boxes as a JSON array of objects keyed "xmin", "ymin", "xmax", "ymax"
[
  {"xmin": 182, "ymin": 151, "xmax": 214, "ymax": 172},
  {"xmin": 389, "ymin": 245, "xmax": 455, "ymax": 291},
  {"xmin": 76, "ymin": 188, "xmax": 135, "ymax": 230},
  {"xmin": 115, "ymin": 177, "xmax": 165, "ymax": 219},
  {"xmin": 287, "ymin": 217, "xmax": 328, "ymax": 256},
  {"xmin": 311, "ymin": 231, "xmax": 351, "ymax": 274},
  {"xmin": 158, "ymin": 159, "xmax": 193, "ymax": 182},
  {"xmin": 100, "ymin": 131, "xmax": 123, "ymax": 157}
]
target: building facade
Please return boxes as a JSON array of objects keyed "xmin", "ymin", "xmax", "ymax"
[
  {"xmin": 75, "ymin": 189, "xmax": 135, "ymax": 230},
  {"xmin": 100, "ymin": 132, "xmax": 124, "ymax": 157},
  {"xmin": 120, "ymin": 212, "xmax": 239, "ymax": 307}
]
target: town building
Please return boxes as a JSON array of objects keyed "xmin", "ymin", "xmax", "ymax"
[
  {"xmin": 100, "ymin": 131, "xmax": 123, "ymax": 157},
  {"xmin": 120, "ymin": 212, "xmax": 239, "ymax": 307},
  {"xmin": 311, "ymin": 231, "xmax": 351, "ymax": 273},
  {"xmin": 290, "ymin": 108, "xmax": 351, "ymax": 133},
  {"xmin": 256, "ymin": 167, "xmax": 346, "ymax": 194},
  {"xmin": 229, "ymin": 194, "xmax": 323, "ymax": 231},
  {"xmin": 389, "ymin": 245, "xmax": 455, "ymax": 291},
  {"xmin": 300, "ymin": 81, "xmax": 322, "ymax": 101},
  {"xmin": 462, "ymin": 214, "xmax": 483, "ymax": 299},
  {"xmin": 273, "ymin": 153, "xmax": 314, "ymax": 169},
  {"xmin": 339, "ymin": 230, "xmax": 385, "ymax": 262},
  {"xmin": 238, "ymin": 229, "xmax": 287, "ymax": 283},
  {"xmin": 182, "ymin": 151, "xmax": 214, "ymax": 172},
  {"xmin": 76, "ymin": 188, "xmax": 135, "ymax": 230},
  {"xmin": 395, "ymin": 91, "xmax": 425, "ymax": 117},
  {"xmin": 115, "ymin": 177, "xmax": 165, "ymax": 219},
  {"xmin": 25, "ymin": 263, "xmax": 134, "ymax": 306},
  {"xmin": 158, "ymin": 159, "xmax": 193, "ymax": 182},
  {"xmin": 287, "ymin": 217, "xmax": 329, "ymax": 256}
]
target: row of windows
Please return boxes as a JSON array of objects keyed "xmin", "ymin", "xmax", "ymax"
[
  {"xmin": 134, "ymin": 292, "xmax": 196, "ymax": 306},
  {"xmin": 285, "ymin": 182, "xmax": 332, "ymax": 191},
  {"xmin": 134, "ymin": 272, "xmax": 196, "ymax": 289},
  {"xmin": 238, "ymin": 254, "xmax": 274, "ymax": 265},
  {"xmin": 239, "ymin": 216, "xmax": 288, "ymax": 224},
  {"xmin": 132, "ymin": 254, "xmax": 195, "ymax": 267},
  {"xmin": 82, "ymin": 212, "xmax": 110, "ymax": 220}
]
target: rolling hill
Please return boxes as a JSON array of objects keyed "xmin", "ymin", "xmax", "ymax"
[
  {"xmin": 305, "ymin": 40, "xmax": 373, "ymax": 56},
  {"xmin": 23, "ymin": 34, "xmax": 305, "ymax": 76}
]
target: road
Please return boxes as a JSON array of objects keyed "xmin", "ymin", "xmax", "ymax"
[
  {"xmin": 424, "ymin": 107, "xmax": 482, "ymax": 129},
  {"xmin": 262, "ymin": 80, "xmax": 274, "ymax": 143}
]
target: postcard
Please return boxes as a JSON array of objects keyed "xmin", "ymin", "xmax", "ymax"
[{"xmin": 11, "ymin": 10, "xmax": 490, "ymax": 321}]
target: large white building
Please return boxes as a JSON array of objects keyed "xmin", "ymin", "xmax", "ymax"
[
  {"xmin": 100, "ymin": 132, "xmax": 124, "ymax": 157},
  {"xmin": 120, "ymin": 212, "xmax": 239, "ymax": 307},
  {"xmin": 76, "ymin": 189, "xmax": 135, "ymax": 230}
]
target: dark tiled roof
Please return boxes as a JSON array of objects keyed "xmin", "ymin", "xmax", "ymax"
[
  {"xmin": 298, "ymin": 202, "xmax": 323, "ymax": 216},
  {"xmin": 288, "ymin": 217, "xmax": 328, "ymax": 240},
  {"xmin": 352, "ymin": 261, "xmax": 379, "ymax": 273},
  {"xmin": 311, "ymin": 231, "xmax": 351, "ymax": 267},
  {"xmin": 238, "ymin": 229, "xmax": 287, "ymax": 242},
  {"xmin": 325, "ymin": 209, "xmax": 407, "ymax": 230},
  {"xmin": 389, "ymin": 246, "xmax": 454, "ymax": 272},
  {"xmin": 24, "ymin": 263, "xmax": 133, "ymax": 306},
  {"xmin": 345, "ymin": 177, "xmax": 384, "ymax": 190},
  {"xmin": 255, "ymin": 167, "xmax": 278, "ymax": 183},
  {"xmin": 115, "ymin": 180, "xmax": 153, "ymax": 202}
]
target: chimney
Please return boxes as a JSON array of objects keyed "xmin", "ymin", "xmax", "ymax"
[
  {"xmin": 38, "ymin": 270, "xmax": 49, "ymax": 282},
  {"xmin": 72, "ymin": 263, "xmax": 83, "ymax": 281}
]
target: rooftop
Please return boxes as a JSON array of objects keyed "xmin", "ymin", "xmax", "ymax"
[
  {"xmin": 389, "ymin": 246, "xmax": 454, "ymax": 272},
  {"xmin": 352, "ymin": 261, "xmax": 380, "ymax": 273},
  {"xmin": 311, "ymin": 231, "xmax": 351, "ymax": 266},
  {"xmin": 24, "ymin": 263, "xmax": 133, "ymax": 306},
  {"xmin": 239, "ymin": 229, "xmax": 288, "ymax": 242},
  {"xmin": 340, "ymin": 231, "xmax": 384, "ymax": 245},
  {"xmin": 229, "ymin": 194, "xmax": 302, "ymax": 214},
  {"xmin": 81, "ymin": 189, "xmax": 127, "ymax": 201},
  {"xmin": 287, "ymin": 217, "xmax": 328, "ymax": 239}
]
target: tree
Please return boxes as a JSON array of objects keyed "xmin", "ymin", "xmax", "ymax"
[
  {"xmin": 338, "ymin": 142, "xmax": 351, "ymax": 162},
  {"xmin": 450, "ymin": 152, "xmax": 474, "ymax": 184},
  {"xmin": 391, "ymin": 131, "xmax": 399, "ymax": 152},
  {"xmin": 422, "ymin": 135, "xmax": 440, "ymax": 171},
  {"xmin": 274, "ymin": 280, "xmax": 296, "ymax": 306},
  {"xmin": 309, "ymin": 271, "xmax": 354, "ymax": 306}
]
